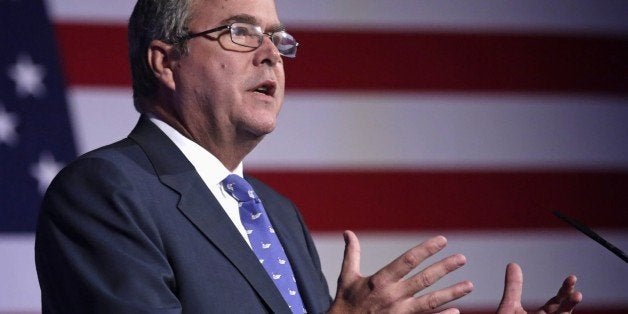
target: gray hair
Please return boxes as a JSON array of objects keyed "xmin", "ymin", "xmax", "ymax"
[{"xmin": 128, "ymin": 0, "xmax": 195, "ymax": 112}]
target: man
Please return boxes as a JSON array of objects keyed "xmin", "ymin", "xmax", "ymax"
[{"xmin": 35, "ymin": 0, "xmax": 582, "ymax": 313}]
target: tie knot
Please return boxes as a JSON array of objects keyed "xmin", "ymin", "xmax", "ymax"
[{"xmin": 222, "ymin": 174, "xmax": 259, "ymax": 203}]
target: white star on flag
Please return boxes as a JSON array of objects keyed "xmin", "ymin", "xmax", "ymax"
[
  {"xmin": 30, "ymin": 151, "xmax": 63, "ymax": 194},
  {"xmin": 0, "ymin": 104, "xmax": 19, "ymax": 146},
  {"xmin": 7, "ymin": 54, "xmax": 47, "ymax": 98}
]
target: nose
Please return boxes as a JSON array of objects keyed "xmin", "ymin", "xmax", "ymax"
[{"xmin": 254, "ymin": 35, "xmax": 282, "ymax": 66}]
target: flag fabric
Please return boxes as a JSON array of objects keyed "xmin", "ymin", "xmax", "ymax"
[
  {"xmin": 0, "ymin": 1, "xmax": 77, "ymax": 309},
  {"xmin": 1, "ymin": 0, "xmax": 627, "ymax": 313},
  {"xmin": 0, "ymin": 0, "xmax": 76, "ymax": 232}
]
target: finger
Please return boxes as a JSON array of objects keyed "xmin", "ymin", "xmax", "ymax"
[
  {"xmin": 375, "ymin": 235, "xmax": 448, "ymax": 284},
  {"xmin": 498, "ymin": 263, "xmax": 523, "ymax": 309},
  {"xmin": 556, "ymin": 275, "xmax": 577, "ymax": 298},
  {"xmin": 402, "ymin": 253, "xmax": 467, "ymax": 295},
  {"xmin": 337, "ymin": 230, "xmax": 361, "ymax": 285},
  {"xmin": 554, "ymin": 276, "xmax": 583, "ymax": 313},
  {"xmin": 409, "ymin": 280, "xmax": 474, "ymax": 312},
  {"xmin": 554, "ymin": 291, "xmax": 583, "ymax": 313}
]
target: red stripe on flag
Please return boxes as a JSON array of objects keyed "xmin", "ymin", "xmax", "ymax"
[
  {"xmin": 55, "ymin": 23, "xmax": 131, "ymax": 86},
  {"xmin": 288, "ymin": 30, "xmax": 628, "ymax": 93},
  {"xmin": 249, "ymin": 170, "xmax": 628, "ymax": 231},
  {"xmin": 54, "ymin": 23, "xmax": 628, "ymax": 92}
]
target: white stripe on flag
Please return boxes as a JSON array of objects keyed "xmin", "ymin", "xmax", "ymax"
[
  {"xmin": 314, "ymin": 230, "xmax": 628, "ymax": 308},
  {"xmin": 2, "ymin": 231, "xmax": 627, "ymax": 311},
  {"xmin": 67, "ymin": 88, "xmax": 628, "ymax": 170}
]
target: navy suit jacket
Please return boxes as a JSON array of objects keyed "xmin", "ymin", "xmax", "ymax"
[{"xmin": 35, "ymin": 117, "xmax": 332, "ymax": 313}]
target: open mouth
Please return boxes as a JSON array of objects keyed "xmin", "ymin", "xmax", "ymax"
[{"xmin": 252, "ymin": 81, "xmax": 276, "ymax": 97}]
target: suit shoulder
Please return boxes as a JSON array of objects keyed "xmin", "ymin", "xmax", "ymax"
[
  {"xmin": 75, "ymin": 137, "xmax": 141, "ymax": 162},
  {"xmin": 49, "ymin": 137, "xmax": 153, "ymax": 191}
]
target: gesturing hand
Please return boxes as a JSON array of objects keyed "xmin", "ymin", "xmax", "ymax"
[
  {"xmin": 497, "ymin": 263, "xmax": 582, "ymax": 314},
  {"xmin": 328, "ymin": 230, "xmax": 474, "ymax": 314}
]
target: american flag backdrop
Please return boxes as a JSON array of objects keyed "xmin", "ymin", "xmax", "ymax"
[{"xmin": 1, "ymin": 0, "xmax": 627, "ymax": 313}]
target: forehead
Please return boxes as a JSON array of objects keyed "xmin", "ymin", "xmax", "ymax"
[{"xmin": 191, "ymin": 0, "xmax": 280, "ymax": 28}]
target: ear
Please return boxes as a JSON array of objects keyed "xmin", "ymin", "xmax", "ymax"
[{"xmin": 147, "ymin": 40, "xmax": 177, "ymax": 91}]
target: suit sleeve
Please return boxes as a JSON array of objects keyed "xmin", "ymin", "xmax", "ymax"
[{"xmin": 35, "ymin": 157, "xmax": 181, "ymax": 314}]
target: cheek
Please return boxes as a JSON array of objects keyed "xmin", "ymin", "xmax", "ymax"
[
  {"xmin": 202, "ymin": 62, "xmax": 238, "ymax": 94},
  {"xmin": 277, "ymin": 72, "xmax": 286, "ymax": 99},
  {"xmin": 277, "ymin": 63, "xmax": 286, "ymax": 85}
]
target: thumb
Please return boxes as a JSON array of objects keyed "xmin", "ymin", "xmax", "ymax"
[
  {"xmin": 337, "ymin": 230, "xmax": 361, "ymax": 287},
  {"xmin": 498, "ymin": 263, "xmax": 524, "ymax": 312}
]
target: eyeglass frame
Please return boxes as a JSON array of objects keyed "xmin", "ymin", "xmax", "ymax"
[{"xmin": 182, "ymin": 22, "xmax": 299, "ymax": 58}]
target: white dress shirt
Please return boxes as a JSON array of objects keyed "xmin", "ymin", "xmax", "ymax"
[{"xmin": 149, "ymin": 116, "xmax": 251, "ymax": 247}]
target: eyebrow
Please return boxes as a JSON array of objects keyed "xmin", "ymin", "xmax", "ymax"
[{"xmin": 222, "ymin": 14, "xmax": 285, "ymax": 32}]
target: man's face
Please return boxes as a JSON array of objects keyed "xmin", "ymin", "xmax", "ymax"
[{"xmin": 172, "ymin": 0, "xmax": 285, "ymax": 142}]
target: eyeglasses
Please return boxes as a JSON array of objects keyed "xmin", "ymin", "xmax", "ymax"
[{"xmin": 184, "ymin": 22, "xmax": 299, "ymax": 58}]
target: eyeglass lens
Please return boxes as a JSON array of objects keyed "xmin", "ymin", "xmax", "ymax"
[{"xmin": 230, "ymin": 23, "xmax": 298, "ymax": 57}]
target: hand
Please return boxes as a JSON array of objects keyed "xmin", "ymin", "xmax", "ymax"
[
  {"xmin": 497, "ymin": 263, "xmax": 582, "ymax": 314},
  {"xmin": 328, "ymin": 230, "xmax": 474, "ymax": 314}
]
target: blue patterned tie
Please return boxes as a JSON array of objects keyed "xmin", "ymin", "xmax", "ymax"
[{"xmin": 222, "ymin": 174, "xmax": 306, "ymax": 314}]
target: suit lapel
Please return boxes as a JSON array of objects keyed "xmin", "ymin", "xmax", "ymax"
[{"xmin": 128, "ymin": 117, "xmax": 290, "ymax": 313}]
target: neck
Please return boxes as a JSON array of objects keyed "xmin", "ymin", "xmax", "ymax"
[{"xmin": 147, "ymin": 105, "xmax": 262, "ymax": 172}]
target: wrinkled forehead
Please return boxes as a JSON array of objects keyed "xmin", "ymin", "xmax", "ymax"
[{"xmin": 189, "ymin": 0, "xmax": 281, "ymax": 30}]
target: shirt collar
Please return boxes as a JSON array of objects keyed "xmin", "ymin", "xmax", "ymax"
[{"xmin": 148, "ymin": 115, "xmax": 243, "ymax": 185}]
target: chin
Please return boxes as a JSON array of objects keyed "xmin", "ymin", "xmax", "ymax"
[
  {"xmin": 254, "ymin": 124, "xmax": 277, "ymax": 137},
  {"xmin": 240, "ymin": 121, "xmax": 277, "ymax": 139}
]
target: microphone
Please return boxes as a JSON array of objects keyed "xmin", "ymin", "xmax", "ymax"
[{"xmin": 553, "ymin": 210, "xmax": 627, "ymax": 263}]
